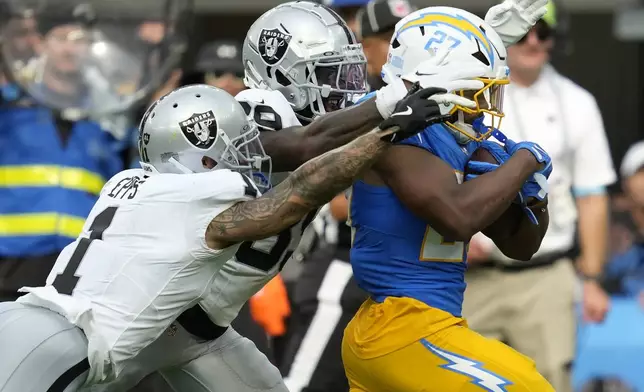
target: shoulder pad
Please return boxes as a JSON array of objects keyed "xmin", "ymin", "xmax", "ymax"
[{"xmin": 236, "ymin": 89, "xmax": 301, "ymax": 131}]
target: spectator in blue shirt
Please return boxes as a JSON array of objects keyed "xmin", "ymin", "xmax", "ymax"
[{"xmin": 605, "ymin": 141, "xmax": 644, "ymax": 306}]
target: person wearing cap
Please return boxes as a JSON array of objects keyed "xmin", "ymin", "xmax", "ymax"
[
  {"xmin": 318, "ymin": 0, "xmax": 370, "ymax": 35},
  {"xmin": 147, "ymin": 40, "xmax": 246, "ymax": 109},
  {"xmin": 0, "ymin": 27, "xmax": 123, "ymax": 306},
  {"xmin": 601, "ymin": 142, "xmax": 644, "ymax": 308},
  {"xmin": 28, "ymin": 20, "xmax": 91, "ymax": 109},
  {"xmin": 196, "ymin": 40, "xmax": 246, "ymax": 97},
  {"xmin": 355, "ymin": 0, "xmax": 415, "ymax": 91},
  {"xmin": 153, "ymin": 40, "xmax": 247, "ymax": 100},
  {"xmin": 463, "ymin": 1, "xmax": 617, "ymax": 391}
]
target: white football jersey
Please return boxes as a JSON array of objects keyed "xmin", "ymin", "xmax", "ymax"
[
  {"xmin": 195, "ymin": 88, "xmax": 314, "ymax": 327},
  {"xmin": 18, "ymin": 168, "xmax": 258, "ymax": 384}
]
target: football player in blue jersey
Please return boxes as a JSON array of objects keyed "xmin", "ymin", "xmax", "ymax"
[{"xmin": 342, "ymin": 5, "xmax": 556, "ymax": 392}]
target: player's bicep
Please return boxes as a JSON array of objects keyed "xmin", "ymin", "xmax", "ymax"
[
  {"xmin": 258, "ymin": 126, "xmax": 310, "ymax": 171},
  {"xmin": 236, "ymin": 91, "xmax": 308, "ymax": 171},
  {"xmin": 374, "ymin": 145, "xmax": 468, "ymax": 239}
]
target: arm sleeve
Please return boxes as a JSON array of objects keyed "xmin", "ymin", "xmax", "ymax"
[{"xmin": 571, "ymin": 92, "xmax": 617, "ymax": 190}]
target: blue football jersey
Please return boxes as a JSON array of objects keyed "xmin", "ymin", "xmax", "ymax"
[{"xmin": 349, "ymin": 121, "xmax": 480, "ymax": 317}]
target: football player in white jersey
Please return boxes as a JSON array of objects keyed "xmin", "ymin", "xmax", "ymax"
[{"xmin": 0, "ymin": 78, "xmax": 454, "ymax": 391}]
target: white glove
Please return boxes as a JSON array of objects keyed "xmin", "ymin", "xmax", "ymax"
[
  {"xmin": 376, "ymin": 51, "xmax": 486, "ymax": 119},
  {"xmin": 484, "ymin": 0, "xmax": 549, "ymax": 47}
]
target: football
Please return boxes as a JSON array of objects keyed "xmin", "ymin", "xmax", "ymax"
[
  {"xmin": 465, "ymin": 147, "xmax": 499, "ymax": 175},
  {"xmin": 465, "ymin": 146, "xmax": 522, "ymax": 240}
]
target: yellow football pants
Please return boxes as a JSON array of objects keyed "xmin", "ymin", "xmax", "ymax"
[{"xmin": 342, "ymin": 298, "xmax": 554, "ymax": 392}]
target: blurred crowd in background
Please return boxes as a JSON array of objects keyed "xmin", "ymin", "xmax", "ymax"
[{"xmin": 1, "ymin": 0, "xmax": 644, "ymax": 391}]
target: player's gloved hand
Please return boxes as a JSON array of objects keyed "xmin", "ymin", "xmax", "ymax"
[
  {"xmin": 484, "ymin": 0, "xmax": 549, "ymax": 47},
  {"xmin": 378, "ymin": 84, "xmax": 449, "ymax": 143},
  {"xmin": 376, "ymin": 49, "xmax": 485, "ymax": 119},
  {"xmin": 402, "ymin": 49, "xmax": 487, "ymax": 114},
  {"xmin": 504, "ymin": 137, "xmax": 551, "ymax": 224},
  {"xmin": 464, "ymin": 140, "xmax": 510, "ymax": 182},
  {"xmin": 514, "ymin": 189, "xmax": 547, "ymax": 225},
  {"xmin": 465, "ymin": 133, "xmax": 551, "ymax": 225},
  {"xmin": 504, "ymin": 138, "xmax": 552, "ymax": 180},
  {"xmin": 490, "ymin": 129, "xmax": 552, "ymax": 182}
]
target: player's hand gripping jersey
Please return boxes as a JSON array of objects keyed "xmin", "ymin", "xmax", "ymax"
[
  {"xmin": 17, "ymin": 168, "xmax": 259, "ymax": 383},
  {"xmin": 198, "ymin": 88, "xmax": 317, "ymax": 327}
]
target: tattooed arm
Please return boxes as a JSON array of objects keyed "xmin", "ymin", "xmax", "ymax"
[
  {"xmin": 206, "ymin": 86, "xmax": 449, "ymax": 250},
  {"xmin": 206, "ymin": 127, "xmax": 391, "ymax": 249},
  {"xmin": 259, "ymin": 98, "xmax": 383, "ymax": 172}
]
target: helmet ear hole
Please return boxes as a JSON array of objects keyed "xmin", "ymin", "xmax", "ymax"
[
  {"xmin": 202, "ymin": 156, "xmax": 217, "ymax": 169},
  {"xmin": 275, "ymin": 70, "xmax": 291, "ymax": 86}
]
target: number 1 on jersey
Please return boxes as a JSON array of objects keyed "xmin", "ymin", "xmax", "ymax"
[{"xmin": 53, "ymin": 207, "xmax": 118, "ymax": 295}]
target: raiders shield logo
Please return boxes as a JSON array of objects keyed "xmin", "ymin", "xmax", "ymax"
[
  {"xmin": 258, "ymin": 28, "xmax": 292, "ymax": 66},
  {"xmin": 179, "ymin": 111, "xmax": 217, "ymax": 149}
]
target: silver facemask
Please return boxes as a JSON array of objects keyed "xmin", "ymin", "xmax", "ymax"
[{"xmin": 242, "ymin": 1, "xmax": 368, "ymax": 121}]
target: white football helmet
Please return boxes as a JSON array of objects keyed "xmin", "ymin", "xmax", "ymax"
[
  {"xmin": 382, "ymin": 6, "xmax": 510, "ymax": 142},
  {"xmin": 138, "ymin": 85, "xmax": 272, "ymax": 190},
  {"xmin": 242, "ymin": 1, "xmax": 368, "ymax": 121}
]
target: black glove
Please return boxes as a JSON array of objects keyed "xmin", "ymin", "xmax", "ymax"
[{"xmin": 378, "ymin": 84, "xmax": 449, "ymax": 143}]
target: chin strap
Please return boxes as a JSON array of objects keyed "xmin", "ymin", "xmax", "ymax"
[
  {"xmin": 168, "ymin": 157, "xmax": 195, "ymax": 174},
  {"xmin": 448, "ymin": 112, "xmax": 479, "ymax": 144},
  {"xmin": 449, "ymin": 116, "xmax": 505, "ymax": 144}
]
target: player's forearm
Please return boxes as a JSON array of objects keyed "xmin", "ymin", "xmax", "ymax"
[
  {"xmin": 490, "ymin": 202, "xmax": 549, "ymax": 261},
  {"xmin": 207, "ymin": 127, "xmax": 392, "ymax": 246},
  {"xmin": 450, "ymin": 151, "xmax": 539, "ymax": 239},
  {"xmin": 577, "ymin": 194, "xmax": 610, "ymax": 276},
  {"xmin": 260, "ymin": 99, "xmax": 383, "ymax": 172}
]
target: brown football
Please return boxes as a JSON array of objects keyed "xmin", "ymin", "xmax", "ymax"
[
  {"xmin": 465, "ymin": 147, "xmax": 498, "ymax": 177},
  {"xmin": 465, "ymin": 147, "xmax": 522, "ymax": 239}
]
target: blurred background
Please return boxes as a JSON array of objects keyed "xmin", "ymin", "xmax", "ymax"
[{"xmin": 1, "ymin": 0, "xmax": 644, "ymax": 391}]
